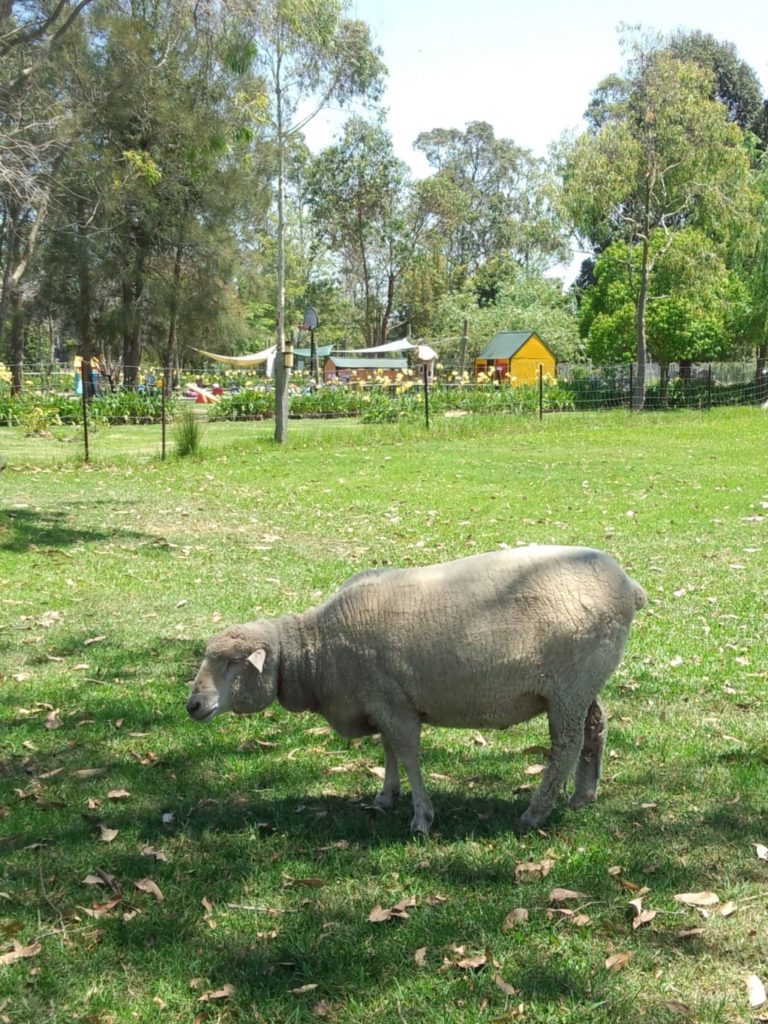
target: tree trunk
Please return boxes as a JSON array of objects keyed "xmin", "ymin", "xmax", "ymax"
[
  {"xmin": 658, "ymin": 363, "xmax": 669, "ymax": 408},
  {"xmin": 9, "ymin": 283, "xmax": 24, "ymax": 395},
  {"xmin": 77, "ymin": 198, "xmax": 95, "ymax": 398},
  {"xmin": 274, "ymin": 51, "xmax": 289, "ymax": 444},
  {"xmin": 121, "ymin": 273, "xmax": 143, "ymax": 387},
  {"xmin": 756, "ymin": 343, "xmax": 768, "ymax": 402},
  {"xmin": 633, "ymin": 235, "xmax": 650, "ymax": 411},
  {"xmin": 164, "ymin": 242, "xmax": 183, "ymax": 395}
]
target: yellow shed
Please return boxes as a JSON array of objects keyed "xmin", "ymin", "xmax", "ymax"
[{"xmin": 474, "ymin": 331, "xmax": 556, "ymax": 385}]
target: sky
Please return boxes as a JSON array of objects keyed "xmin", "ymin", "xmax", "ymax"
[{"xmin": 302, "ymin": 0, "xmax": 768, "ymax": 279}]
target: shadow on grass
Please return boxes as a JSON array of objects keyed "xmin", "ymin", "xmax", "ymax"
[{"xmin": 0, "ymin": 504, "xmax": 155, "ymax": 552}]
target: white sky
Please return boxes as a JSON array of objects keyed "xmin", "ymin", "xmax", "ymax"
[{"xmin": 302, "ymin": 0, "xmax": 768, "ymax": 280}]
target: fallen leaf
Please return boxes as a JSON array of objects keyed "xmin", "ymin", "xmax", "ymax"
[
  {"xmin": 676, "ymin": 928, "xmax": 705, "ymax": 940},
  {"xmin": 549, "ymin": 888, "xmax": 588, "ymax": 903},
  {"xmin": 198, "ymin": 984, "xmax": 234, "ymax": 1003},
  {"xmin": 472, "ymin": 733, "xmax": 488, "ymax": 746},
  {"xmin": 44, "ymin": 710, "xmax": 62, "ymax": 730},
  {"xmin": 674, "ymin": 891, "xmax": 719, "ymax": 907},
  {"xmin": 719, "ymin": 901, "xmax": 737, "ymax": 917},
  {"xmin": 748, "ymin": 975, "xmax": 767, "ymax": 1009},
  {"xmin": 494, "ymin": 973, "xmax": 517, "ymax": 996},
  {"xmin": 368, "ymin": 766, "xmax": 386, "ymax": 780},
  {"xmin": 37, "ymin": 767, "xmax": 64, "ymax": 780},
  {"xmin": 134, "ymin": 878, "xmax": 164, "ymax": 902},
  {"xmin": 140, "ymin": 845, "xmax": 167, "ymax": 862},
  {"xmin": 81, "ymin": 897, "xmax": 121, "ymax": 919},
  {"xmin": 523, "ymin": 764, "xmax": 545, "ymax": 776},
  {"xmin": 290, "ymin": 984, "xmax": 318, "ymax": 995},
  {"xmin": 502, "ymin": 908, "xmax": 529, "ymax": 930},
  {"xmin": 755, "ymin": 844, "xmax": 768, "ymax": 861},
  {"xmin": 312, "ymin": 1001, "xmax": 329, "ymax": 1018},
  {"xmin": 0, "ymin": 940, "xmax": 41, "ymax": 966},
  {"xmin": 98, "ymin": 825, "xmax": 118, "ymax": 843},
  {"xmin": 84, "ymin": 636, "xmax": 107, "ymax": 646},
  {"xmin": 414, "ymin": 947, "xmax": 428, "ymax": 966},
  {"xmin": 514, "ymin": 858, "xmax": 554, "ymax": 882},
  {"xmin": 605, "ymin": 952, "xmax": 632, "ymax": 972},
  {"xmin": 107, "ymin": 789, "xmax": 131, "ymax": 801},
  {"xmin": 82, "ymin": 874, "xmax": 105, "ymax": 887},
  {"xmin": 75, "ymin": 768, "xmax": 107, "ymax": 780},
  {"xmin": 664, "ymin": 1000, "xmax": 691, "ymax": 1015},
  {"xmin": 607, "ymin": 866, "xmax": 622, "ymax": 876},
  {"xmin": 457, "ymin": 953, "xmax": 487, "ymax": 971}
]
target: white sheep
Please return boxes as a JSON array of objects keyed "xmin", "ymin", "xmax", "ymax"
[{"xmin": 187, "ymin": 546, "xmax": 646, "ymax": 834}]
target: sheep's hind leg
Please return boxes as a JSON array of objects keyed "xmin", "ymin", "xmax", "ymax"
[
  {"xmin": 378, "ymin": 715, "xmax": 433, "ymax": 834},
  {"xmin": 568, "ymin": 699, "xmax": 607, "ymax": 811},
  {"xmin": 373, "ymin": 734, "xmax": 401, "ymax": 811},
  {"xmin": 519, "ymin": 700, "xmax": 587, "ymax": 830}
]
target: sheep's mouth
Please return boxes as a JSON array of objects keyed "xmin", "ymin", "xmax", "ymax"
[{"xmin": 189, "ymin": 704, "xmax": 219, "ymax": 723}]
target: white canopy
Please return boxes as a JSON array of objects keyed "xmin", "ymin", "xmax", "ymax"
[
  {"xmin": 192, "ymin": 345, "xmax": 276, "ymax": 375},
  {"xmin": 354, "ymin": 340, "xmax": 439, "ymax": 362}
]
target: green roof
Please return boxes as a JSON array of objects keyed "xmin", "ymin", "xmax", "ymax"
[
  {"xmin": 476, "ymin": 331, "xmax": 551, "ymax": 360},
  {"xmin": 294, "ymin": 344, "xmax": 334, "ymax": 358},
  {"xmin": 326, "ymin": 357, "xmax": 407, "ymax": 370}
]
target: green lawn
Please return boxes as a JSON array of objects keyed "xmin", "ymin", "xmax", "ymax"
[{"xmin": 1, "ymin": 408, "xmax": 767, "ymax": 1023}]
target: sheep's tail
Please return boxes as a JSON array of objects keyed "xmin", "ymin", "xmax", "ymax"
[{"xmin": 631, "ymin": 580, "xmax": 648, "ymax": 611}]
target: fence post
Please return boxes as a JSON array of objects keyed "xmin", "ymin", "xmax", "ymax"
[
  {"xmin": 629, "ymin": 364, "xmax": 633, "ymax": 411},
  {"xmin": 161, "ymin": 368, "xmax": 167, "ymax": 460},
  {"xmin": 81, "ymin": 359, "xmax": 90, "ymax": 463},
  {"xmin": 538, "ymin": 364, "xmax": 543, "ymax": 420},
  {"xmin": 707, "ymin": 364, "xmax": 713, "ymax": 409},
  {"xmin": 423, "ymin": 362, "xmax": 430, "ymax": 429}
]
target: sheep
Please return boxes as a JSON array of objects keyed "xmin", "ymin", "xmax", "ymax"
[{"xmin": 187, "ymin": 545, "xmax": 647, "ymax": 834}]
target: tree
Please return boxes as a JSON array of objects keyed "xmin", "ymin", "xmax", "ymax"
[
  {"xmin": 414, "ymin": 120, "xmax": 568, "ymax": 279},
  {"xmin": 558, "ymin": 28, "xmax": 752, "ymax": 408},
  {"xmin": 233, "ymin": 0, "xmax": 385, "ymax": 442},
  {"xmin": 579, "ymin": 229, "xmax": 748, "ymax": 398},
  {"xmin": 306, "ymin": 114, "xmax": 437, "ymax": 347}
]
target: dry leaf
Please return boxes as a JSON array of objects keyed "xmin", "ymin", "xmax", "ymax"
[
  {"xmin": 515, "ymin": 858, "xmax": 554, "ymax": 882},
  {"xmin": 605, "ymin": 952, "xmax": 632, "ymax": 972},
  {"xmin": 84, "ymin": 636, "xmax": 107, "ymax": 646},
  {"xmin": 312, "ymin": 1001, "xmax": 330, "ymax": 1018},
  {"xmin": 523, "ymin": 764, "xmax": 545, "ymax": 776},
  {"xmin": 607, "ymin": 866, "xmax": 622, "ymax": 876},
  {"xmin": 134, "ymin": 878, "xmax": 164, "ymax": 902},
  {"xmin": 472, "ymin": 733, "xmax": 488, "ymax": 746},
  {"xmin": 82, "ymin": 874, "xmax": 105, "ymax": 887},
  {"xmin": 664, "ymin": 1000, "xmax": 692, "ymax": 1015},
  {"xmin": 98, "ymin": 825, "xmax": 118, "ymax": 843},
  {"xmin": 290, "ymin": 984, "xmax": 318, "ymax": 995},
  {"xmin": 502, "ymin": 908, "xmax": 529, "ymax": 930},
  {"xmin": 755, "ymin": 844, "xmax": 768, "ymax": 861},
  {"xmin": 549, "ymin": 888, "xmax": 588, "ymax": 903},
  {"xmin": 81, "ymin": 897, "xmax": 121, "ymax": 919},
  {"xmin": 107, "ymin": 789, "xmax": 131, "ymax": 801},
  {"xmin": 0, "ymin": 940, "xmax": 41, "ymax": 966},
  {"xmin": 719, "ymin": 901, "xmax": 737, "ymax": 917},
  {"xmin": 674, "ymin": 891, "xmax": 719, "ymax": 907},
  {"xmin": 44, "ymin": 710, "xmax": 62, "ymax": 730},
  {"xmin": 140, "ymin": 845, "xmax": 167, "ymax": 862},
  {"xmin": 494, "ymin": 973, "xmax": 517, "ymax": 996},
  {"xmin": 456, "ymin": 953, "xmax": 487, "ymax": 971},
  {"xmin": 676, "ymin": 928, "xmax": 705, "ymax": 939},
  {"xmin": 414, "ymin": 947, "xmax": 428, "ymax": 966},
  {"xmin": 748, "ymin": 975, "xmax": 767, "ymax": 1009},
  {"xmin": 75, "ymin": 768, "xmax": 107, "ymax": 780},
  {"xmin": 198, "ymin": 984, "xmax": 234, "ymax": 1003}
]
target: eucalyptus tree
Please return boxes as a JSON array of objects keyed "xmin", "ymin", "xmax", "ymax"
[
  {"xmin": 414, "ymin": 120, "xmax": 568, "ymax": 281},
  {"xmin": 306, "ymin": 114, "xmax": 437, "ymax": 346},
  {"xmin": 229, "ymin": 0, "xmax": 385, "ymax": 441},
  {"xmin": 557, "ymin": 28, "xmax": 752, "ymax": 409}
]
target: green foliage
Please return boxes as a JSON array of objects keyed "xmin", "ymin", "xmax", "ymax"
[
  {"xmin": 0, "ymin": 391, "xmax": 170, "ymax": 427},
  {"xmin": 173, "ymin": 405, "xmax": 204, "ymax": 456}
]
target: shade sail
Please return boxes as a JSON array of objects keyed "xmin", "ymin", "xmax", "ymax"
[{"xmin": 192, "ymin": 345, "xmax": 276, "ymax": 367}]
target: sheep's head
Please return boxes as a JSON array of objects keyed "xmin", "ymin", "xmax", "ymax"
[{"xmin": 187, "ymin": 623, "xmax": 278, "ymax": 722}]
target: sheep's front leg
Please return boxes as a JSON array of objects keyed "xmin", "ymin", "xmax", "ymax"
[
  {"xmin": 569, "ymin": 699, "xmax": 607, "ymax": 810},
  {"xmin": 373, "ymin": 734, "xmax": 401, "ymax": 810},
  {"xmin": 378, "ymin": 715, "xmax": 433, "ymax": 834},
  {"xmin": 520, "ymin": 700, "xmax": 587, "ymax": 830}
]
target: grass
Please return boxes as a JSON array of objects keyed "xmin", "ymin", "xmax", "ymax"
[{"xmin": 1, "ymin": 406, "xmax": 767, "ymax": 1023}]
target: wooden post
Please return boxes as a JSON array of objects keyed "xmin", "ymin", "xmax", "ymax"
[
  {"xmin": 423, "ymin": 361, "xmax": 430, "ymax": 429},
  {"xmin": 161, "ymin": 366, "xmax": 168, "ymax": 460},
  {"xmin": 708, "ymin": 364, "xmax": 713, "ymax": 409},
  {"xmin": 538, "ymin": 364, "xmax": 543, "ymax": 421},
  {"xmin": 629, "ymin": 364, "xmax": 633, "ymax": 411},
  {"xmin": 459, "ymin": 318, "xmax": 468, "ymax": 375},
  {"xmin": 81, "ymin": 359, "xmax": 90, "ymax": 463}
]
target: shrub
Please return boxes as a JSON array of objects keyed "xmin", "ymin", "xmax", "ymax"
[{"xmin": 174, "ymin": 406, "xmax": 204, "ymax": 456}]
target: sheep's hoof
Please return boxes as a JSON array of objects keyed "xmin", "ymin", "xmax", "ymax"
[
  {"xmin": 568, "ymin": 790, "xmax": 597, "ymax": 811},
  {"xmin": 373, "ymin": 790, "xmax": 399, "ymax": 811},
  {"xmin": 519, "ymin": 807, "xmax": 547, "ymax": 831},
  {"xmin": 410, "ymin": 813, "xmax": 433, "ymax": 836}
]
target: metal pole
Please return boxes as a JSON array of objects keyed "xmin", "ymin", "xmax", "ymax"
[
  {"xmin": 707, "ymin": 364, "xmax": 713, "ymax": 409},
  {"xmin": 81, "ymin": 359, "xmax": 90, "ymax": 463},
  {"xmin": 423, "ymin": 361, "xmax": 430, "ymax": 429},
  {"xmin": 161, "ymin": 366, "xmax": 168, "ymax": 460},
  {"xmin": 629, "ymin": 364, "xmax": 633, "ymax": 411},
  {"xmin": 538, "ymin": 364, "xmax": 543, "ymax": 421}
]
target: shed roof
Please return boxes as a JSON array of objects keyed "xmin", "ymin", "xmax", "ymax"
[
  {"xmin": 326, "ymin": 357, "xmax": 408, "ymax": 370},
  {"xmin": 476, "ymin": 331, "xmax": 553, "ymax": 360}
]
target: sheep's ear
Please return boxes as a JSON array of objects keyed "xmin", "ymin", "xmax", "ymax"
[{"xmin": 247, "ymin": 648, "xmax": 266, "ymax": 673}]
